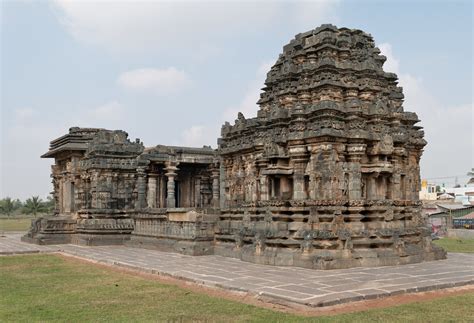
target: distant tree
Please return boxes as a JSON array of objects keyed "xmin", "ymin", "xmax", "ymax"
[
  {"xmin": 0, "ymin": 197, "xmax": 15, "ymax": 216},
  {"xmin": 23, "ymin": 196, "xmax": 47, "ymax": 217},
  {"xmin": 13, "ymin": 199, "xmax": 23, "ymax": 210},
  {"xmin": 44, "ymin": 195, "xmax": 55, "ymax": 213}
]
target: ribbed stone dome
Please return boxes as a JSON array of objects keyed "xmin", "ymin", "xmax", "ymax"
[
  {"xmin": 258, "ymin": 24, "xmax": 401, "ymax": 113},
  {"xmin": 220, "ymin": 24, "xmax": 426, "ymax": 152}
]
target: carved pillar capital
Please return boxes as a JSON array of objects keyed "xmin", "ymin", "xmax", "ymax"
[{"xmin": 346, "ymin": 143, "xmax": 366, "ymax": 162}]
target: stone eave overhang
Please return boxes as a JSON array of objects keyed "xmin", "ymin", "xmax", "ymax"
[{"xmin": 41, "ymin": 143, "xmax": 88, "ymax": 158}]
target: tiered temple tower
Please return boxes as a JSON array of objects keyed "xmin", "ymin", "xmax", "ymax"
[{"xmin": 216, "ymin": 24, "xmax": 445, "ymax": 269}]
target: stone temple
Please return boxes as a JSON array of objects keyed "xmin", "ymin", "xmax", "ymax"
[{"xmin": 24, "ymin": 25, "xmax": 446, "ymax": 269}]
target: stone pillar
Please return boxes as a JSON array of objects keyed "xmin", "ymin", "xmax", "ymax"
[
  {"xmin": 90, "ymin": 173, "xmax": 98, "ymax": 209},
  {"xmin": 293, "ymin": 161, "xmax": 308, "ymax": 200},
  {"xmin": 256, "ymin": 159, "xmax": 269, "ymax": 201},
  {"xmin": 379, "ymin": 175, "xmax": 387, "ymax": 200},
  {"xmin": 218, "ymin": 160, "xmax": 225, "ymax": 209},
  {"xmin": 346, "ymin": 143, "xmax": 366, "ymax": 200},
  {"xmin": 165, "ymin": 164, "xmax": 178, "ymax": 208},
  {"xmin": 259, "ymin": 175, "xmax": 269, "ymax": 201},
  {"xmin": 391, "ymin": 172, "xmax": 401, "ymax": 200},
  {"xmin": 367, "ymin": 173, "xmax": 378, "ymax": 200},
  {"xmin": 63, "ymin": 179, "xmax": 71, "ymax": 213},
  {"xmin": 289, "ymin": 146, "xmax": 308, "ymax": 200},
  {"xmin": 147, "ymin": 175, "xmax": 158, "ymax": 208},
  {"xmin": 212, "ymin": 170, "xmax": 220, "ymax": 208},
  {"xmin": 194, "ymin": 176, "xmax": 201, "ymax": 207},
  {"xmin": 136, "ymin": 167, "xmax": 147, "ymax": 209},
  {"xmin": 159, "ymin": 175, "xmax": 166, "ymax": 208}
]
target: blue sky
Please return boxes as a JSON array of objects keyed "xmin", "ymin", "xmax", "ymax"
[{"xmin": 1, "ymin": 0, "xmax": 472, "ymax": 200}]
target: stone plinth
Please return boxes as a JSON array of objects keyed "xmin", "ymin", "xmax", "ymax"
[
  {"xmin": 127, "ymin": 209, "xmax": 218, "ymax": 255},
  {"xmin": 21, "ymin": 216, "xmax": 77, "ymax": 245}
]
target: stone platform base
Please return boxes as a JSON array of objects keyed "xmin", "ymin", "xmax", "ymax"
[
  {"xmin": 21, "ymin": 233, "xmax": 72, "ymax": 245},
  {"xmin": 127, "ymin": 235, "xmax": 214, "ymax": 256},
  {"xmin": 2, "ymin": 233, "xmax": 472, "ymax": 309},
  {"xmin": 71, "ymin": 234, "xmax": 131, "ymax": 246},
  {"xmin": 214, "ymin": 243, "xmax": 447, "ymax": 270},
  {"xmin": 21, "ymin": 216, "xmax": 76, "ymax": 245}
]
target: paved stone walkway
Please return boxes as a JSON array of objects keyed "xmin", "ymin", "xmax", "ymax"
[{"xmin": 1, "ymin": 233, "xmax": 473, "ymax": 307}]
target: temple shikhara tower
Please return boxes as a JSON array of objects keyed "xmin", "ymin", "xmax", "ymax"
[{"xmin": 24, "ymin": 25, "xmax": 446, "ymax": 269}]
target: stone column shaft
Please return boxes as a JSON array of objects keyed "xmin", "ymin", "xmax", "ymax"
[
  {"xmin": 136, "ymin": 168, "xmax": 147, "ymax": 209},
  {"xmin": 166, "ymin": 176, "xmax": 176, "ymax": 208},
  {"xmin": 212, "ymin": 171, "xmax": 219, "ymax": 208},
  {"xmin": 289, "ymin": 147, "xmax": 309, "ymax": 200},
  {"xmin": 293, "ymin": 162, "xmax": 307, "ymax": 200},
  {"xmin": 194, "ymin": 177, "xmax": 201, "ymax": 207},
  {"xmin": 348, "ymin": 165, "xmax": 362, "ymax": 200},
  {"xmin": 259, "ymin": 175, "xmax": 269, "ymax": 201},
  {"xmin": 367, "ymin": 174, "xmax": 377, "ymax": 200},
  {"xmin": 165, "ymin": 164, "xmax": 178, "ymax": 208},
  {"xmin": 147, "ymin": 175, "xmax": 157, "ymax": 208},
  {"xmin": 346, "ymin": 144, "xmax": 366, "ymax": 201}
]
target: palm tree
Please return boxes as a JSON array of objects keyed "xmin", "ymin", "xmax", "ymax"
[
  {"xmin": 44, "ymin": 195, "xmax": 55, "ymax": 213},
  {"xmin": 23, "ymin": 196, "xmax": 46, "ymax": 217}
]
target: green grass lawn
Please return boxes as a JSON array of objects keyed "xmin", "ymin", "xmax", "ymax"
[
  {"xmin": 0, "ymin": 255, "xmax": 473, "ymax": 322},
  {"xmin": 0, "ymin": 218, "xmax": 33, "ymax": 232},
  {"xmin": 434, "ymin": 237, "xmax": 474, "ymax": 253}
]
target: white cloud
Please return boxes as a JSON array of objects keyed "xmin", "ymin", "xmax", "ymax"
[
  {"xmin": 181, "ymin": 126, "xmax": 205, "ymax": 147},
  {"xmin": 378, "ymin": 43, "xmax": 400, "ymax": 74},
  {"xmin": 84, "ymin": 100, "xmax": 124, "ymax": 128},
  {"xmin": 379, "ymin": 43, "xmax": 473, "ymax": 181},
  {"xmin": 51, "ymin": 0, "xmax": 339, "ymax": 56},
  {"xmin": 223, "ymin": 60, "xmax": 274, "ymax": 121},
  {"xmin": 1, "ymin": 100, "xmax": 128, "ymax": 199},
  {"xmin": 117, "ymin": 67, "xmax": 191, "ymax": 95},
  {"xmin": 14, "ymin": 107, "xmax": 36, "ymax": 119},
  {"xmin": 178, "ymin": 60, "xmax": 274, "ymax": 148},
  {"xmin": 3, "ymin": 113, "xmax": 64, "ymax": 200},
  {"xmin": 179, "ymin": 125, "xmax": 219, "ymax": 148}
]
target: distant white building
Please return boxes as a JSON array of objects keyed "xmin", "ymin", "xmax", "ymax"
[
  {"xmin": 419, "ymin": 180, "xmax": 437, "ymax": 201},
  {"xmin": 419, "ymin": 169, "xmax": 474, "ymax": 204},
  {"xmin": 444, "ymin": 185, "xmax": 474, "ymax": 205}
]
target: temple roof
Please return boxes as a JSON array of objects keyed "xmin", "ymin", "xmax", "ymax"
[{"xmin": 41, "ymin": 127, "xmax": 104, "ymax": 158}]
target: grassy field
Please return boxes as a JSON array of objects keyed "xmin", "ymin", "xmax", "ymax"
[
  {"xmin": 434, "ymin": 237, "xmax": 474, "ymax": 253},
  {"xmin": 0, "ymin": 254, "xmax": 473, "ymax": 322},
  {"xmin": 0, "ymin": 218, "xmax": 33, "ymax": 232}
]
